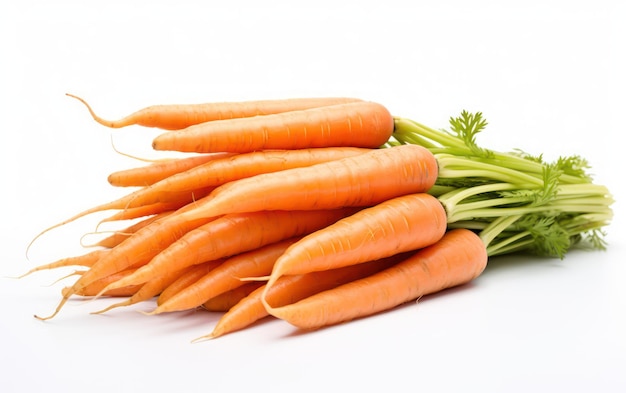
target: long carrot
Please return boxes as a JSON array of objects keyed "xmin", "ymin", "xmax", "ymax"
[
  {"xmin": 119, "ymin": 147, "xmax": 372, "ymax": 202},
  {"xmin": 97, "ymin": 208, "xmax": 360, "ymax": 295},
  {"xmin": 68, "ymin": 93, "xmax": 362, "ymax": 130},
  {"xmin": 150, "ymin": 237, "xmax": 301, "ymax": 314},
  {"xmin": 171, "ymin": 144, "xmax": 438, "ymax": 224},
  {"xmin": 62, "ymin": 268, "xmax": 141, "ymax": 298},
  {"xmin": 89, "ymin": 211, "xmax": 173, "ymax": 248},
  {"xmin": 199, "ymin": 253, "xmax": 409, "ymax": 340},
  {"xmin": 151, "ymin": 101, "xmax": 394, "ymax": 153},
  {"xmin": 201, "ymin": 282, "xmax": 264, "ymax": 312},
  {"xmin": 107, "ymin": 152, "xmax": 236, "ymax": 187},
  {"xmin": 264, "ymin": 228, "xmax": 488, "ymax": 330},
  {"xmin": 259, "ymin": 193, "xmax": 447, "ymax": 311}
]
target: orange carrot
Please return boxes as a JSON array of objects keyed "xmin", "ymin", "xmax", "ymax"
[
  {"xmin": 264, "ymin": 228, "xmax": 488, "ymax": 330},
  {"xmin": 68, "ymin": 93, "xmax": 362, "ymax": 130},
  {"xmin": 171, "ymin": 144, "xmax": 438, "ymax": 224},
  {"xmin": 117, "ymin": 148, "xmax": 372, "ymax": 204},
  {"xmin": 151, "ymin": 237, "xmax": 301, "ymax": 314},
  {"xmin": 107, "ymin": 152, "xmax": 236, "ymax": 187},
  {"xmin": 98, "ymin": 208, "xmax": 360, "ymax": 295},
  {"xmin": 264, "ymin": 193, "xmax": 446, "ymax": 280},
  {"xmin": 199, "ymin": 253, "xmax": 408, "ymax": 340},
  {"xmin": 201, "ymin": 282, "xmax": 264, "ymax": 312},
  {"xmin": 156, "ymin": 259, "xmax": 225, "ymax": 306},
  {"xmin": 151, "ymin": 101, "xmax": 394, "ymax": 153}
]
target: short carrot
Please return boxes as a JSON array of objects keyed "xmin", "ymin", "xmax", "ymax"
[
  {"xmin": 150, "ymin": 237, "xmax": 301, "ymax": 314},
  {"xmin": 201, "ymin": 282, "xmax": 264, "ymax": 312},
  {"xmin": 259, "ymin": 193, "xmax": 447, "ymax": 310},
  {"xmin": 68, "ymin": 93, "xmax": 362, "ymax": 130},
  {"xmin": 171, "ymin": 144, "xmax": 438, "ymax": 224},
  {"xmin": 264, "ymin": 228, "xmax": 488, "ymax": 330},
  {"xmin": 107, "ymin": 152, "xmax": 236, "ymax": 187},
  {"xmin": 151, "ymin": 101, "xmax": 394, "ymax": 153},
  {"xmin": 97, "ymin": 208, "xmax": 361, "ymax": 295},
  {"xmin": 199, "ymin": 253, "xmax": 408, "ymax": 340}
]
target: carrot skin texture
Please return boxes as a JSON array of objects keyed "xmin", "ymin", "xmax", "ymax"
[
  {"xmin": 153, "ymin": 237, "xmax": 300, "ymax": 314},
  {"xmin": 151, "ymin": 101, "xmax": 394, "ymax": 153},
  {"xmin": 175, "ymin": 144, "xmax": 438, "ymax": 223},
  {"xmin": 265, "ymin": 193, "xmax": 447, "ymax": 284},
  {"xmin": 107, "ymin": 153, "xmax": 236, "ymax": 187},
  {"xmin": 265, "ymin": 229, "xmax": 488, "ymax": 330},
  {"xmin": 69, "ymin": 94, "xmax": 362, "ymax": 130}
]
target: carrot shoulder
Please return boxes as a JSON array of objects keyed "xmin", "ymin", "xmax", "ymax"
[
  {"xmin": 151, "ymin": 101, "xmax": 394, "ymax": 153},
  {"xmin": 264, "ymin": 228, "xmax": 488, "ymax": 330}
]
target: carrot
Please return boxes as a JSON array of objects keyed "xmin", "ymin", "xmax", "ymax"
[
  {"xmin": 107, "ymin": 152, "xmax": 236, "ymax": 187},
  {"xmin": 91, "ymin": 264, "xmax": 199, "ymax": 314},
  {"xmin": 151, "ymin": 101, "xmax": 394, "ymax": 153},
  {"xmin": 117, "ymin": 148, "xmax": 372, "ymax": 205},
  {"xmin": 68, "ymin": 93, "xmax": 362, "ymax": 130},
  {"xmin": 258, "ymin": 193, "xmax": 447, "ymax": 318},
  {"xmin": 264, "ymin": 228, "xmax": 488, "ymax": 330},
  {"xmin": 199, "ymin": 253, "xmax": 408, "ymax": 340},
  {"xmin": 171, "ymin": 144, "xmax": 438, "ymax": 224},
  {"xmin": 201, "ymin": 282, "xmax": 264, "ymax": 312},
  {"xmin": 150, "ymin": 237, "xmax": 301, "ymax": 314},
  {"xmin": 34, "ymin": 207, "xmax": 217, "ymax": 320},
  {"xmin": 97, "ymin": 208, "xmax": 360, "ymax": 295},
  {"xmin": 156, "ymin": 259, "xmax": 225, "ymax": 306}
]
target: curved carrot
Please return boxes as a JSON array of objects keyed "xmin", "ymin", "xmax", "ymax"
[
  {"xmin": 201, "ymin": 282, "xmax": 264, "ymax": 312},
  {"xmin": 260, "ymin": 193, "xmax": 447, "ymax": 310},
  {"xmin": 199, "ymin": 253, "xmax": 407, "ymax": 340},
  {"xmin": 172, "ymin": 144, "xmax": 438, "ymax": 224},
  {"xmin": 98, "ymin": 208, "xmax": 360, "ymax": 295},
  {"xmin": 68, "ymin": 93, "xmax": 362, "ymax": 130},
  {"xmin": 107, "ymin": 152, "xmax": 236, "ymax": 187},
  {"xmin": 151, "ymin": 101, "xmax": 394, "ymax": 153},
  {"xmin": 265, "ymin": 228, "xmax": 488, "ymax": 330},
  {"xmin": 151, "ymin": 237, "xmax": 301, "ymax": 314}
]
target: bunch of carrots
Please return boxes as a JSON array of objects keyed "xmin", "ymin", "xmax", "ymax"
[{"xmin": 21, "ymin": 94, "xmax": 614, "ymax": 341}]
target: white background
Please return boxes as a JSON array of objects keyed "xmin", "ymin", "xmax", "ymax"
[{"xmin": 1, "ymin": 1, "xmax": 625, "ymax": 392}]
